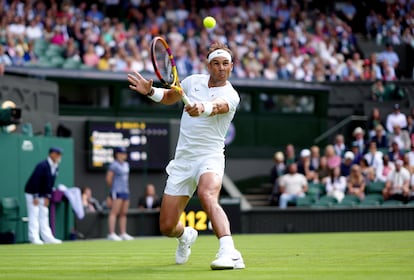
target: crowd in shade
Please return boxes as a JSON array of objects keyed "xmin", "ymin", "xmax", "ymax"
[
  {"xmin": 0, "ymin": 0, "xmax": 413, "ymax": 81},
  {"xmin": 270, "ymin": 103, "xmax": 414, "ymax": 208}
]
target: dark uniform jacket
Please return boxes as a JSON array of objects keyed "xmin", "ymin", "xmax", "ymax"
[{"xmin": 25, "ymin": 159, "xmax": 57, "ymax": 198}]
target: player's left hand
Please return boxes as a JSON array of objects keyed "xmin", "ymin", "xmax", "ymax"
[{"xmin": 127, "ymin": 71, "xmax": 153, "ymax": 96}]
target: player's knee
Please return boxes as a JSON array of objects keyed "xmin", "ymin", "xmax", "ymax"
[
  {"xmin": 197, "ymin": 187, "xmax": 219, "ymax": 203},
  {"xmin": 159, "ymin": 220, "xmax": 176, "ymax": 237}
]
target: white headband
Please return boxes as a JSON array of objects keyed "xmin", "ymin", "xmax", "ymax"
[{"xmin": 207, "ymin": 49, "xmax": 232, "ymax": 63}]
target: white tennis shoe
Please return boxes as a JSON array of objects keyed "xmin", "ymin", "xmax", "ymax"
[
  {"xmin": 175, "ymin": 227, "xmax": 198, "ymax": 264},
  {"xmin": 120, "ymin": 233, "xmax": 134, "ymax": 241},
  {"xmin": 107, "ymin": 233, "xmax": 122, "ymax": 241},
  {"xmin": 210, "ymin": 248, "xmax": 245, "ymax": 270}
]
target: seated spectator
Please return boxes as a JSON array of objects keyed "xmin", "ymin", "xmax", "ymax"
[
  {"xmin": 83, "ymin": 43, "xmax": 99, "ymax": 68},
  {"xmin": 50, "ymin": 26, "xmax": 66, "ymax": 46},
  {"xmin": 363, "ymin": 140, "xmax": 384, "ymax": 171},
  {"xmin": 378, "ymin": 43, "xmax": 399, "ymax": 74},
  {"xmin": 388, "ymin": 140, "xmax": 404, "ymax": 162},
  {"xmin": 386, "ymin": 103, "xmax": 407, "ymax": 133},
  {"xmin": 137, "ymin": 183, "xmax": 161, "ymax": 210},
  {"xmin": 365, "ymin": 165, "xmax": 379, "ymax": 185},
  {"xmin": 381, "ymin": 60, "xmax": 397, "ymax": 81},
  {"xmin": 0, "ymin": 45, "xmax": 12, "ymax": 66},
  {"xmin": 383, "ymin": 159, "xmax": 410, "ymax": 202},
  {"xmin": 316, "ymin": 156, "xmax": 330, "ymax": 183},
  {"xmin": 350, "ymin": 141, "xmax": 363, "ymax": 165},
  {"xmin": 361, "ymin": 59, "xmax": 374, "ymax": 81},
  {"xmin": 310, "ymin": 145, "xmax": 320, "ymax": 170},
  {"xmin": 278, "ymin": 163, "xmax": 308, "ymax": 209},
  {"xmin": 324, "ymin": 144, "xmax": 341, "ymax": 169},
  {"xmin": 405, "ymin": 115, "xmax": 414, "ymax": 141},
  {"xmin": 402, "ymin": 153, "xmax": 414, "ymax": 174},
  {"xmin": 370, "ymin": 124, "xmax": 388, "ymax": 149},
  {"xmin": 347, "ymin": 164, "xmax": 366, "ymax": 201},
  {"xmin": 388, "ymin": 124, "xmax": 411, "ymax": 152},
  {"xmin": 269, "ymin": 151, "xmax": 286, "ymax": 205},
  {"xmin": 325, "ymin": 166, "xmax": 347, "ymax": 203},
  {"xmin": 341, "ymin": 151, "xmax": 355, "ymax": 177},
  {"xmin": 368, "ymin": 53, "xmax": 383, "ymax": 80},
  {"xmin": 297, "ymin": 149, "xmax": 317, "ymax": 182},
  {"xmin": 81, "ymin": 186, "xmax": 102, "ymax": 213},
  {"xmin": 333, "ymin": 134, "xmax": 346, "ymax": 158},
  {"xmin": 367, "ymin": 107, "xmax": 385, "ymax": 138},
  {"xmin": 371, "ymin": 79, "xmax": 395, "ymax": 102},
  {"xmin": 376, "ymin": 154, "xmax": 395, "ymax": 183},
  {"xmin": 352, "ymin": 127, "xmax": 366, "ymax": 154},
  {"xmin": 406, "ymin": 144, "xmax": 414, "ymax": 168},
  {"xmin": 359, "ymin": 157, "xmax": 375, "ymax": 184},
  {"xmin": 284, "ymin": 143, "xmax": 296, "ymax": 165}
]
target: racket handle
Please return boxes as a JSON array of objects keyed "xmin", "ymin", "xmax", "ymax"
[{"xmin": 182, "ymin": 94, "xmax": 193, "ymax": 106}]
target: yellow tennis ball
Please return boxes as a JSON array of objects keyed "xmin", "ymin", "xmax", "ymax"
[{"xmin": 203, "ymin": 16, "xmax": 216, "ymax": 29}]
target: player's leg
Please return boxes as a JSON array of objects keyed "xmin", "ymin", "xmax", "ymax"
[
  {"xmin": 159, "ymin": 194, "xmax": 189, "ymax": 237},
  {"xmin": 108, "ymin": 196, "xmax": 122, "ymax": 241},
  {"xmin": 160, "ymin": 194, "xmax": 198, "ymax": 264},
  {"xmin": 197, "ymin": 172, "xmax": 230, "ymax": 237},
  {"xmin": 197, "ymin": 172, "xmax": 245, "ymax": 270},
  {"xmin": 119, "ymin": 197, "xmax": 133, "ymax": 240}
]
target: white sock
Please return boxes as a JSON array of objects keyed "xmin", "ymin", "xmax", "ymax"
[
  {"xmin": 178, "ymin": 227, "xmax": 189, "ymax": 241},
  {"xmin": 219, "ymin": 235, "xmax": 234, "ymax": 250}
]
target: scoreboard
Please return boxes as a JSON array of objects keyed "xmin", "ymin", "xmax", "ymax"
[{"xmin": 86, "ymin": 120, "xmax": 170, "ymax": 171}]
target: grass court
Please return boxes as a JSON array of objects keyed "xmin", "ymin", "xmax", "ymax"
[{"xmin": 0, "ymin": 231, "xmax": 413, "ymax": 280}]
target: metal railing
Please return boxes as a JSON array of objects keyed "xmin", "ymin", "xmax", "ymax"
[{"xmin": 313, "ymin": 115, "xmax": 368, "ymax": 145}]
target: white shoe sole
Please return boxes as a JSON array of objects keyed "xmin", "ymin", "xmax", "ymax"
[{"xmin": 210, "ymin": 253, "xmax": 245, "ymax": 270}]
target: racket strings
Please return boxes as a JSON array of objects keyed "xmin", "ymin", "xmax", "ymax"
[{"xmin": 154, "ymin": 42, "xmax": 174, "ymax": 85}]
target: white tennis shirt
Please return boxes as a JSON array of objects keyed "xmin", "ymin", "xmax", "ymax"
[{"xmin": 174, "ymin": 74, "xmax": 240, "ymax": 159}]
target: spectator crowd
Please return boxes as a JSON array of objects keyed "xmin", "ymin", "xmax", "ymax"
[
  {"xmin": 0, "ymin": 0, "xmax": 413, "ymax": 81},
  {"xmin": 270, "ymin": 103, "xmax": 414, "ymax": 208}
]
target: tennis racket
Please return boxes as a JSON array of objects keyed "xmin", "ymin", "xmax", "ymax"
[{"xmin": 150, "ymin": 36, "xmax": 192, "ymax": 106}]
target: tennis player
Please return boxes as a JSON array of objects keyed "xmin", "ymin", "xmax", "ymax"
[{"xmin": 127, "ymin": 42, "xmax": 245, "ymax": 270}]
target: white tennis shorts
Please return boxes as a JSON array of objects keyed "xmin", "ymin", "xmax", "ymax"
[{"xmin": 164, "ymin": 154, "xmax": 225, "ymax": 197}]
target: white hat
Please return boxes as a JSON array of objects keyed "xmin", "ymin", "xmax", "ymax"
[
  {"xmin": 344, "ymin": 151, "xmax": 355, "ymax": 160},
  {"xmin": 353, "ymin": 127, "xmax": 364, "ymax": 135},
  {"xmin": 274, "ymin": 151, "xmax": 284, "ymax": 161},
  {"xmin": 300, "ymin": 149, "xmax": 311, "ymax": 157}
]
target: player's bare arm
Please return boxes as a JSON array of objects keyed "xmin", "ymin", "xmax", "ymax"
[
  {"xmin": 127, "ymin": 71, "xmax": 182, "ymax": 105},
  {"xmin": 106, "ymin": 170, "xmax": 114, "ymax": 187}
]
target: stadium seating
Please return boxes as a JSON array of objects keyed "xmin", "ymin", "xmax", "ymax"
[
  {"xmin": 296, "ymin": 196, "xmax": 314, "ymax": 207},
  {"xmin": 306, "ymin": 182, "xmax": 325, "ymax": 200},
  {"xmin": 366, "ymin": 181, "xmax": 385, "ymax": 194},
  {"xmin": 358, "ymin": 199, "xmax": 381, "ymax": 207},
  {"xmin": 0, "ymin": 197, "xmax": 20, "ymax": 237},
  {"xmin": 310, "ymin": 195, "xmax": 337, "ymax": 208},
  {"xmin": 333, "ymin": 195, "xmax": 360, "ymax": 208},
  {"xmin": 382, "ymin": 200, "xmax": 404, "ymax": 206}
]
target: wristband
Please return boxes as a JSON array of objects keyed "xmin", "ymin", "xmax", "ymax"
[
  {"xmin": 201, "ymin": 101, "xmax": 213, "ymax": 116},
  {"xmin": 148, "ymin": 87, "xmax": 164, "ymax": 102}
]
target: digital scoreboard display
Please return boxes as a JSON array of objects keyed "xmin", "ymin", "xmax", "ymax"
[{"xmin": 86, "ymin": 121, "xmax": 170, "ymax": 171}]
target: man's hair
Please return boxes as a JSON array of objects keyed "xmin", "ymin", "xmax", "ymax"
[{"xmin": 206, "ymin": 42, "xmax": 232, "ymax": 60}]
